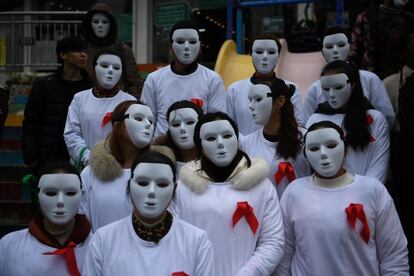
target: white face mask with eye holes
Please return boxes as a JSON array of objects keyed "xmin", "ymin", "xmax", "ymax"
[
  {"xmin": 172, "ymin": 29, "xmax": 200, "ymax": 65},
  {"xmin": 130, "ymin": 163, "xmax": 175, "ymax": 220},
  {"xmin": 38, "ymin": 174, "xmax": 82, "ymax": 225},
  {"xmin": 124, "ymin": 104, "xmax": 154, "ymax": 148},
  {"xmin": 322, "ymin": 33, "xmax": 350, "ymax": 62},
  {"xmin": 320, "ymin": 73, "xmax": 352, "ymax": 110},
  {"xmin": 305, "ymin": 128, "xmax": 345, "ymax": 178},
  {"xmin": 95, "ymin": 54, "xmax": 122, "ymax": 89},
  {"xmin": 200, "ymin": 120, "xmax": 238, "ymax": 167},
  {"xmin": 168, "ymin": 108, "xmax": 199, "ymax": 150},
  {"xmin": 248, "ymin": 84, "xmax": 273, "ymax": 126},
  {"xmin": 91, "ymin": 12, "xmax": 111, "ymax": 38},
  {"xmin": 252, "ymin": 39, "xmax": 279, "ymax": 75}
]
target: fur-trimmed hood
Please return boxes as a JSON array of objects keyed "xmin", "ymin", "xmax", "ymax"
[
  {"xmin": 88, "ymin": 141, "xmax": 123, "ymax": 182},
  {"xmin": 179, "ymin": 157, "xmax": 270, "ymax": 194}
]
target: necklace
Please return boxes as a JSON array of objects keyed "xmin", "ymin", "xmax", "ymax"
[
  {"xmin": 43, "ymin": 218, "xmax": 75, "ymax": 236},
  {"xmin": 132, "ymin": 212, "xmax": 173, "ymax": 244}
]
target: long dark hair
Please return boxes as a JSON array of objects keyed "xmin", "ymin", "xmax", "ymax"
[
  {"xmin": 256, "ymin": 78, "xmax": 302, "ymax": 159},
  {"xmin": 321, "ymin": 60, "xmax": 371, "ymax": 151},
  {"xmin": 193, "ymin": 112, "xmax": 252, "ymax": 168}
]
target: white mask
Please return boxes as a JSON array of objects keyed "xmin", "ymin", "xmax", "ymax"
[
  {"xmin": 320, "ymin": 73, "xmax": 352, "ymax": 110},
  {"xmin": 91, "ymin": 13, "xmax": 111, "ymax": 38},
  {"xmin": 248, "ymin": 84, "xmax": 273, "ymax": 125},
  {"xmin": 38, "ymin": 174, "xmax": 82, "ymax": 225},
  {"xmin": 130, "ymin": 163, "xmax": 175, "ymax": 220},
  {"xmin": 124, "ymin": 104, "xmax": 154, "ymax": 148},
  {"xmin": 169, "ymin": 108, "xmax": 199, "ymax": 149},
  {"xmin": 172, "ymin": 29, "xmax": 200, "ymax": 64},
  {"xmin": 322, "ymin": 34, "xmax": 350, "ymax": 62},
  {"xmin": 394, "ymin": 0, "xmax": 410, "ymax": 8},
  {"xmin": 252, "ymin": 39, "xmax": 279, "ymax": 75},
  {"xmin": 200, "ymin": 120, "xmax": 238, "ymax": 167},
  {"xmin": 305, "ymin": 128, "xmax": 345, "ymax": 178},
  {"xmin": 95, "ymin": 54, "xmax": 122, "ymax": 89}
]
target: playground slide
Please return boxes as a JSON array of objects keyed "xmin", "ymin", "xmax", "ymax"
[{"xmin": 215, "ymin": 39, "xmax": 326, "ymax": 95}]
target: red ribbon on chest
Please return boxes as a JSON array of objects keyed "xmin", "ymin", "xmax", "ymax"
[
  {"xmin": 232, "ymin": 201, "xmax": 259, "ymax": 234},
  {"xmin": 172, "ymin": 272, "xmax": 189, "ymax": 276},
  {"xmin": 191, "ymin": 98, "xmax": 204, "ymax": 108},
  {"xmin": 43, "ymin": 241, "xmax": 80, "ymax": 276},
  {"xmin": 274, "ymin": 162, "xmax": 296, "ymax": 185},
  {"xmin": 366, "ymin": 114, "xmax": 376, "ymax": 142},
  {"xmin": 101, "ymin": 112, "xmax": 112, "ymax": 127},
  {"xmin": 345, "ymin": 203, "xmax": 371, "ymax": 244}
]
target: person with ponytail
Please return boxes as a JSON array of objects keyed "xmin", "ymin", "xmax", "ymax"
[
  {"xmin": 153, "ymin": 100, "xmax": 203, "ymax": 173},
  {"xmin": 306, "ymin": 60, "xmax": 390, "ymax": 184},
  {"xmin": 239, "ymin": 78, "xmax": 309, "ymax": 198},
  {"xmin": 79, "ymin": 100, "xmax": 154, "ymax": 231},
  {"xmin": 64, "ymin": 50, "xmax": 136, "ymax": 168},
  {"xmin": 0, "ymin": 162, "xmax": 91, "ymax": 276},
  {"xmin": 171, "ymin": 112, "xmax": 284, "ymax": 276},
  {"xmin": 275, "ymin": 121, "xmax": 409, "ymax": 276}
]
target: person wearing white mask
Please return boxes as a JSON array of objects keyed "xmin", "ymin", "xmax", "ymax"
[
  {"xmin": 82, "ymin": 147, "xmax": 215, "ymax": 276},
  {"xmin": 306, "ymin": 61, "xmax": 390, "ymax": 184},
  {"xmin": 171, "ymin": 112, "xmax": 285, "ymax": 276},
  {"xmin": 239, "ymin": 79, "xmax": 310, "ymax": 199},
  {"xmin": 78, "ymin": 100, "xmax": 154, "ymax": 232},
  {"xmin": 227, "ymin": 34, "xmax": 304, "ymax": 136},
  {"xmin": 0, "ymin": 162, "xmax": 92, "ymax": 276},
  {"xmin": 141, "ymin": 20, "xmax": 226, "ymax": 138},
  {"xmin": 302, "ymin": 26, "xmax": 395, "ymax": 127},
  {"xmin": 81, "ymin": 3, "xmax": 143, "ymax": 98},
  {"xmin": 153, "ymin": 100, "xmax": 204, "ymax": 173},
  {"xmin": 275, "ymin": 121, "xmax": 409, "ymax": 276},
  {"xmin": 64, "ymin": 51, "xmax": 135, "ymax": 169}
]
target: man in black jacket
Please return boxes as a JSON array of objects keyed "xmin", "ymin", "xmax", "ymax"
[{"xmin": 22, "ymin": 36, "xmax": 92, "ymax": 169}]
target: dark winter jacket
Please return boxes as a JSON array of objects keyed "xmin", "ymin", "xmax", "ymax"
[
  {"xmin": 21, "ymin": 70, "xmax": 92, "ymax": 165},
  {"xmin": 81, "ymin": 3, "xmax": 143, "ymax": 99}
]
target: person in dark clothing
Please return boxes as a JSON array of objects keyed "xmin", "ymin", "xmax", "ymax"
[
  {"xmin": 81, "ymin": 3, "xmax": 143, "ymax": 99},
  {"xmin": 0, "ymin": 84, "xmax": 9, "ymax": 145},
  {"xmin": 22, "ymin": 36, "xmax": 92, "ymax": 169}
]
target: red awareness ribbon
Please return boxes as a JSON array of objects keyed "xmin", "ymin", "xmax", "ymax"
[
  {"xmin": 274, "ymin": 162, "xmax": 296, "ymax": 185},
  {"xmin": 366, "ymin": 114, "xmax": 376, "ymax": 142},
  {"xmin": 232, "ymin": 201, "xmax": 259, "ymax": 234},
  {"xmin": 191, "ymin": 98, "xmax": 204, "ymax": 108},
  {"xmin": 101, "ymin": 112, "xmax": 112, "ymax": 127},
  {"xmin": 172, "ymin": 272, "xmax": 189, "ymax": 276},
  {"xmin": 345, "ymin": 203, "xmax": 371, "ymax": 244},
  {"xmin": 43, "ymin": 241, "xmax": 80, "ymax": 276}
]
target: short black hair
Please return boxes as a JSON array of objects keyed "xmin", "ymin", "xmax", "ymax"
[
  {"xmin": 166, "ymin": 100, "xmax": 204, "ymax": 122},
  {"xmin": 37, "ymin": 161, "xmax": 81, "ymax": 188},
  {"xmin": 252, "ymin": 33, "xmax": 282, "ymax": 55},
  {"xmin": 56, "ymin": 36, "xmax": 87, "ymax": 64},
  {"xmin": 321, "ymin": 26, "xmax": 349, "ymax": 41},
  {"xmin": 130, "ymin": 150, "xmax": 177, "ymax": 183},
  {"xmin": 169, "ymin": 20, "xmax": 200, "ymax": 43}
]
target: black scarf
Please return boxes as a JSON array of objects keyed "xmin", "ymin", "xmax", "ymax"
[
  {"xmin": 201, "ymin": 151, "xmax": 244, "ymax": 182},
  {"xmin": 398, "ymin": 73, "xmax": 414, "ymax": 137}
]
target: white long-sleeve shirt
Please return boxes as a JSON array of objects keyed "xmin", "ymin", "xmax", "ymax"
[
  {"xmin": 0, "ymin": 228, "xmax": 91, "ymax": 276},
  {"xmin": 79, "ymin": 166, "xmax": 132, "ymax": 232},
  {"xmin": 64, "ymin": 89, "xmax": 135, "ymax": 164},
  {"xmin": 140, "ymin": 64, "xmax": 227, "ymax": 138},
  {"xmin": 82, "ymin": 215, "xmax": 214, "ymax": 276},
  {"xmin": 171, "ymin": 162, "xmax": 285, "ymax": 276},
  {"xmin": 275, "ymin": 175, "xmax": 409, "ymax": 276},
  {"xmin": 306, "ymin": 109, "xmax": 390, "ymax": 184},
  {"xmin": 226, "ymin": 78, "xmax": 305, "ymax": 135},
  {"xmin": 240, "ymin": 129, "xmax": 310, "ymax": 198},
  {"xmin": 303, "ymin": 70, "xmax": 395, "ymax": 127}
]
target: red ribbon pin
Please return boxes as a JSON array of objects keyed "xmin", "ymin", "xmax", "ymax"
[
  {"xmin": 172, "ymin": 272, "xmax": 189, "ymax": 276},
  {"xmin": 101, "ymin": 112, "xmax": 112, "ymax": 127},
  {"xmin": 191, "ymin": 98, "xmax": 204, "ymax": 108},
  {"xmin": 345, "ymin": 203, "xmax": 371, "ymax": 244},
  {"xmin": 232, "ymin": 201, "xmax": 259, "ymax": 234},
  {"xmin": 366, "ymin": 114, "xmax": 376, "ymax": 142},
  {"xmin": 43, "ymin": 241, "xmax": 80, "ymax": 276},
  {"xmin": 274, "ymin": 162, "xmax": 296, "ymax": 185}
]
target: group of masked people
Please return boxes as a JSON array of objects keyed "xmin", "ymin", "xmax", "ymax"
[{"xmin": 3, "ymin": 15, "xmax": 410, "ymax": 276}]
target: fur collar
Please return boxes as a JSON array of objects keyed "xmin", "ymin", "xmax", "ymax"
[
  {"xmin": 179, "ymin": 157, "xmax": 269, "ymax": 194},
  {"xmin": 89, "ymin": 141, "xmax": 123, "ymax": 182}
]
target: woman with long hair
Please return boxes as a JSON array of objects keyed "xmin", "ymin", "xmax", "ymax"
[
  {"xmin": 275, "ymin": 121, "xmax": 409, "ymax": 275},
  {"xmin": 79, "ymin": 100, "xmax": 154, "ymax": 231},
  {"xmin": 306, "ymin": 60, "xmax": 390, "ymax": 184},
  {"xmin": 240, "ymin": 78, "xmax": 310, "ymax": 198},
  {"xmin": 82, "ymin": 147, "xmax": 214, "ymax": 275},
  {"xmin": 171, "ymin": 112, "xmax": 284, "ymax": 276}
]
